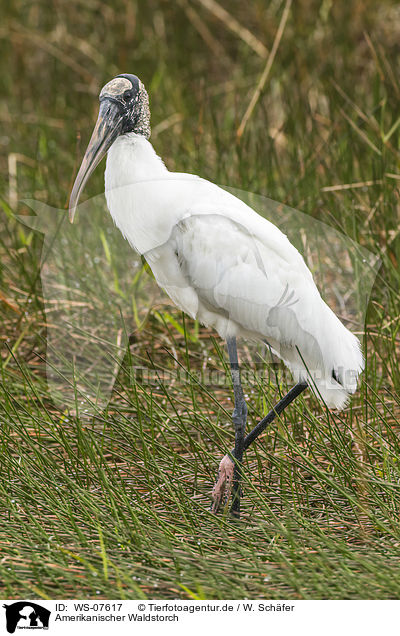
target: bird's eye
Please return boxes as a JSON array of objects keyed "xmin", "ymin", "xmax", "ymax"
[{"xmin": 123, "ymin": 89, "xmax": 134, "ymax": 101}]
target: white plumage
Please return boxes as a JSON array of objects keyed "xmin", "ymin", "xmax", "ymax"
[
  {"xmin": 68, "ymin": 74, "xmax": 365, "ymax": 514},
  {"xmin": 104, "ymin": 133, "xmax": 363, "ymax": 410}
]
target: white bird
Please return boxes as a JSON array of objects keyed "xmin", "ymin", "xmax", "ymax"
[{"xmin": 69, "ymin": 74, "xmax": 363, "ymax": 517}]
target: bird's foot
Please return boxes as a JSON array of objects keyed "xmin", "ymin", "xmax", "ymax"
[{"xmin": 211, "ymin": 454, "xmax": 234, "ymax": 513}]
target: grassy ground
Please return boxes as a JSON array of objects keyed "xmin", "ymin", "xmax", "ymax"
[{"xmin": 1, "ymin": 0, "xmax": 400, "ymax": 599}]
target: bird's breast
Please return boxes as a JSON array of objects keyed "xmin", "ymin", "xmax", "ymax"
[{"xmin": 104, "ymin": 137, "xmax": 217, "ymax": 254}]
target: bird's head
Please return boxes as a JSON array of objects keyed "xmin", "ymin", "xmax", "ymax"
[{"xmin": 69, "ymin": 74, "xmax": 150, "ymax": 222}]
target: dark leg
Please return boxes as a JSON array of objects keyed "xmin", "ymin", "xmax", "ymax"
[
  {"xmin": 211, "ymin": 380, "xmax": 307, "ymax": 514},
  {"xmin": 227, "ymin": 337, "xmax": 247, "ymax": 517},
  {"xmin": 211, "ymin": 337, "xmax": 247, "ymax": 517},
  {"xmin": 242, "ymin": 381, "xmax": 308, "ymax": 451}
]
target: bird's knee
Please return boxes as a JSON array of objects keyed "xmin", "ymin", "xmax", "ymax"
[{"xmin": 233, "ymin": 399, "xmax": 247, "ymax": 423}]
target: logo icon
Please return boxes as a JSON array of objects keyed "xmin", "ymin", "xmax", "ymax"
[{"xmin": 3, "ymin": 602, "xmax": 51, "ymax": 633}]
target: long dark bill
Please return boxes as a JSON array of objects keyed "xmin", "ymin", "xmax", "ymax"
[{"xmin": 69, "ymin": 99, "xmax": 124, "ymax": 222}]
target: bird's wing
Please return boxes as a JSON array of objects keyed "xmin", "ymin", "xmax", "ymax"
[
  {"xmin": 145, "ymin": 211, "xmax": 321, "ymax": 346},
  {"xmin": 144, "ymin": 210, "xmax": 363, "ymax": 409}
]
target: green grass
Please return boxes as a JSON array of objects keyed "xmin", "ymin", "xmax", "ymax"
[{"xmin": 1, "ymin": 0, "xmax": 400, "ymax": 599}]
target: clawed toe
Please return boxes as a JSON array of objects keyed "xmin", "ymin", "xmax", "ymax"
[{"xmin": 211, "ymin": 454, "xmax": 235, "ymax": 513}]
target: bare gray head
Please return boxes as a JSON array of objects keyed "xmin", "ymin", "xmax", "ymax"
[
  {"xmin": 100, "ymin": 74, "xmax": 151, "ymax": 139},
  {"xmin": 69, "ymin": 73, "xmax": 151, "ymax": 222}
]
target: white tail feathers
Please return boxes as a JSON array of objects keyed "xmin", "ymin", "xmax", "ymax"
[
  {"xmin": 272, "ymin": 304, "xmax": 364, "ymax": 411},
  {"xmin": 315, "ymin": 309, "xmax": 364, "ymax": 410}
]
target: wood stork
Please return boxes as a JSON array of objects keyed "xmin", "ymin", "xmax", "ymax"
[{"xmin": 69, "ymin": 74, "xmax": 363, "ymax": 517}]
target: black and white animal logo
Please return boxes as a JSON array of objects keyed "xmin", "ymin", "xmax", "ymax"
[{"xmin": 3, "ymin": 602, "xmax": 50, "ymax": 633}]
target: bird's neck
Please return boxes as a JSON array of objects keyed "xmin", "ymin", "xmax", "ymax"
[{"xmin": 105, "ymin": 133, "xmax": 168, "ymax": 191}]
